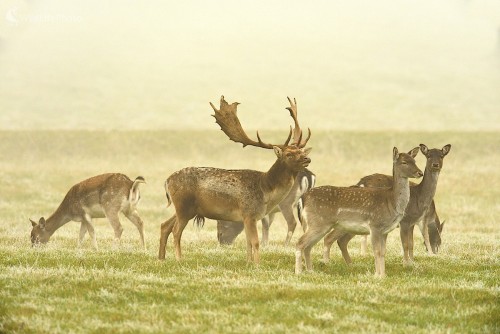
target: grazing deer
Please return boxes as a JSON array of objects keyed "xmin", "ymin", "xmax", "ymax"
[
  {"xmin": 296, "ymin": 147, "xmax": 423, "ymax": 277},
  {"xmin": 217, "ymin": 168, "xmax": 316, "ymax": 246},
  {"xmin": 159, "ymin": 96, "xmax": 311, "ymax": 264},
  {"xmin": 322, "ymin": 144, "xmax": 450, "ymax": 266},
  {"xmin": 30, "ymin": 173, "xmax": 146, "ymax": 249}
]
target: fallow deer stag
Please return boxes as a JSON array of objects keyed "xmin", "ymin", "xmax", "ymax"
[
  {"xmin": 322, "ymin": 144, "xmax": 450, "ymax": 266},
  {"xmin": 217, "ymin": 168, "xmax": 316, "ymax": 246},
  {"xmin": 30, "ymin": 173, "xmax": 146, "ymax": 249},
  {"xmin": 159, "ymin": 96, "xmax": 311, "ymax": 264},
  {"xmin": 296, "ymin": 147, "xmax": 423, "ymax": 277}
]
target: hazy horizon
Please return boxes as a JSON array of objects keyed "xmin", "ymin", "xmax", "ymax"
[{"xmin": 0, "ymin": 0, "xmax": 499, "ymax": 131}]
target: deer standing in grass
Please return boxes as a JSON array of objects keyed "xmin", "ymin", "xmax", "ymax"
[
  {"xmin": 159, "ymin": 96, "xmax": 311, "ymax": 264},
  {"xmin": 217, "ymin": 168, "xmax": 315, "ymax": 246},
  {"xmin": 322, "ymin": 144, "xmax": 450, "ymax": 265},
  {"xmin": 296, "ymin": 147, "xmax": 423, "ymax": 277},
  {"xmin": 30, "ymin": 173, "xmax": 146, "ymax": 249}
]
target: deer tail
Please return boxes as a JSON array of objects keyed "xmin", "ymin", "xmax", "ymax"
[
  {"xmin": 164, "ymin": 180, "xmax": 172, "ymax": 208},
  {"xmin": 129, "ymin": 176, "xmax": 146, "ymax": 205},
  {"xmin": 193, "ymin": 215, "xmax": 205, "ymax": 229},
  {"xmin": 298, "ymin": 197, "xmax": 304, "ymax": 226}
]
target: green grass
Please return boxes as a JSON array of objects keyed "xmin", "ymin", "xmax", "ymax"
[{"xmin": 0, "ymin": 130, "xmax": 499, "ymax": 333}]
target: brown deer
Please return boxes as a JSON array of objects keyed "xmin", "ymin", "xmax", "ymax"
[
  {"xmin": 296, "ymin": 147, "xmax": 423, "ymax": 277},
  {"xmin": 159, "ymin": 96, "xmax": 311, "ymax": 264},
  {"xmin": 323, "ymin": 144, "xmax": 451, "ymax": 265},
  {"xmin": 30, "ymin": 173, "xmax": 146, "ymax": 249},
  {"xmin": 217, "ymin": 168, "xmax": 316, "ymax": 246},
  {"xmin": 322, "ymin": 144, "xmax": 451, "ymax": 266}
]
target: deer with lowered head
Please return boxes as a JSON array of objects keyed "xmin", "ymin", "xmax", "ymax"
[
  {"xmin": 296, "ymin": 147, "xmax": 423, "ymax": 277},
  {"xmin": 217, "ymin": 168, "xmax": 316, "ymax": 246},
  {"xmin": 30, "ymin": 173, "xmax": 146, "ymax": 249},
  {"xmin": 322, "ymin": 144, "xmax": 450, "ymax": 265},
  {"xmin": 159, "ymin": 96, "xmax": 311, "ymax": 264}
]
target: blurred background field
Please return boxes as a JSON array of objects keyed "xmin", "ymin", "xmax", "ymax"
[{"xmin": 0, "ymin": 0, "xmax": 499, "ymax": 332}]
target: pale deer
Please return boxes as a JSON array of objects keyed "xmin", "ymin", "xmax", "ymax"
[
  {"xmin": 217, "ymin": 168, "xmax": 316, "ymax": 246},
  {"xmin": 159, "ymin": 96, "xmax": 311, "ymax": 264},
  {"xmin": 356, "ymin": 173, "xmax": 445, "ymax": 255},
  {"xmin": 30, "ymin": 173, "xmax": 146, "ymax": 249},
  {"xmin": 322, "ymin": 144, "xmax": 450, "ymax": 266},
  {"xmin": 295, "ymin": 147, "xmax": 423, "ymax": 277}
]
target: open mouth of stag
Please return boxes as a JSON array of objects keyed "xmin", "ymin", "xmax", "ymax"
[{"xmin": 301, "ymin": 158, "xmax": 311, "ymax": 167}]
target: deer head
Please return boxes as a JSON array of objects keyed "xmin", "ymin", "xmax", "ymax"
[
  {"xmin": 393, "ymin": 147, "xmax": 423, "ymax": 178},
  {"xmin": 210, "ymin": 96, "xmax": 312, "ymax": 172},
  {"xmin": 30, "ymin": 217, "xmax": 50, "ymax": 245},
  {"xmin": 420, "ymin": 144, "xmax": 451, "ymax": 172}
]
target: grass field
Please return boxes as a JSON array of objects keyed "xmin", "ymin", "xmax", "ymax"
[{"xmin": 0, "ymin": 130, "xmax": 498, "ymax": 333}]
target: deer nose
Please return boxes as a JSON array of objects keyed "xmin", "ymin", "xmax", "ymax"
[
  {"xmin": 432, "ymin": 163, "xmax": 440, "ymax": 168},
  {"xmin": 417, "ymin": 171, "xmax": 423, "ymax": 177}
]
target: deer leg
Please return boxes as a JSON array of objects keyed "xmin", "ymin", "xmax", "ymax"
[
  {"xmin": 124, "ymin": 209, "xmax": 146, "ymax": 250},
  {"xmin": 378, "ymin": 233, "xmax": 388, "ymax": 278},
  {"xmin": 243, "ymin": 219, "xmax": 259, "ymax": 264},
  {"xmin": 78, "ymin": 222, "xmax": 88, "ymax": 247},
  {"xmin": 173, "ymin": 216, "xmax": 190, "ymax": 261},
  {"xmin": 104, "ymin": 209, "xmax": 124, "ymax": 246},
  {"xmin": 371, "ymin": 230, "xmax": 382, "ymax": 277},
  {"xmin": 400, "ymin": 223, "xmax": 412, "ymax": 267},
  {"xmin": 361, "ymin": 235, "xmax": 368, "ymax": 255},
  {"xmin": 420, "ymin": 219, "xmax": 433, "ymax": 256},
  {"xmin": 281, "ymin": 205, "xmax": 298, "ymax": 246},
  {"xmin": 322, "ymin": 229, "xmax": 342, "ymax": 263},
  {"xmin": 83, "ymin": 216, "xmax": 98, "ymax": 250},
  {"xmin": 337, "ymin": 233, "xmax": 355, "ymax": 265},
  {"xmin": 297, "ymin": 224, "xmax": 333, "ymax": 272},
  {"xmin": 408, "ymin": 224, "xmax": 416, "ymax": 262},
  {"xmin": 159, "ymin": 215, "xmax": 176, "ymax": 260},
  {"xmin": 261, "ymin": 213, "xmax": 274, "ymax": 247}
]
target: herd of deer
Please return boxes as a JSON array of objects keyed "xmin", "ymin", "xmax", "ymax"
[{"xmin": 29, "ymin": 96, "xmax": 451, "ymax": 277}]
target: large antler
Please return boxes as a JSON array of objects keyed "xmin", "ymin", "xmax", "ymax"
[
  {"xmin": 210, "ymin": 96, "xmax": 289, "ymax": 149},
  {"xmin": 286, "ymin": 97, "xmax": 311, "ymax": 148}
]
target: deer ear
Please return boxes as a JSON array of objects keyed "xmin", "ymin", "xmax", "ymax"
[
  {"xmin": 273, "ymin": 146, "xmax": 283, "ymax": 158},
  {"xmin": 393, "ymin": 147, "xmax": 399, "ymax": 162},
  {"xmin": 408, "ymin": 147, "xmax": 420, "ymax": 158},
  {"xmin": 419, "ymin": 144, "xmax": 429, "ymax": 156},
  {"xmin": 39, "ymin": 217, "xmax": 46, "ymax": 230},
  {"xmin": 442, "ymin": 144, "xmax": 451, "ymax": 156},
  {"xmin": 303, "ymin": 147, "xmax": 312, "ymax": 155},
  {"xmin": 30, "ymin": 219, "xmax": 37, "ymax": 227}
]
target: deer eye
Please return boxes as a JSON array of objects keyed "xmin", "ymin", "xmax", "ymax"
[{"xmin": 401, "ymin": 161, "xmax": 408, "ymax": 165}]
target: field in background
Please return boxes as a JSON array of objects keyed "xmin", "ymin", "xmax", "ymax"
[{"xmin": 0, "ymin": 130, "xmax": 498, "ymax": 333}]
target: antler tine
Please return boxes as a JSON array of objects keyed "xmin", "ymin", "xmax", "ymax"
[
  {"xmin": 286, "ymin": 96, "xmax": 308, "ymax": 146},
  {"xmin": 211, "ymin": 96, "xmax": 274, "ymax": 150},
  {"xmin": 298, "ymin": 127, "xmax": 311, "ymax": 148},
  {"xmin": 283, "ymin": 126, "xmax": 293, "ymax": 146}
]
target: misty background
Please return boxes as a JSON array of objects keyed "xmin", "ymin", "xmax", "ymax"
[{"xmin": 0, "ymin": 0, "xmax": 499, "ymax": 131}]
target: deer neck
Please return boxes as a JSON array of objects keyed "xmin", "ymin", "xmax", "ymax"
[
  {"xmin": 44, "ymin": 203, "xmax": 72, "ymax": 237},
  {"xmin": 392, "ymin": 166, "xmax": 411, "ymax": 215},
  {"xmin": 415, "ymin": 165, "xmax": 440, "ymax": 209},
  {"xmin": 261, "ymin": 159, "xmax": 297, "ymax": 201}
]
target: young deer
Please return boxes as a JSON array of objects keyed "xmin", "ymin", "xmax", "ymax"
[
  {"xmin": 159, "ymin": 96, "xmax": 311, "ymax": 264},
  {"xmin": 322, "ymin": 144, "xmax": 450, "ymax": 265},
  {"xmin": 296, "ymin": 147, "xmax": 423, "ymax": 277},
  {"xmin": 30, "ymin": 173, "xmax": 146, "ymax": 249},
  {"xmin": 217, "ymin": 168, "xmax": 316, "ymax": 246}
]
